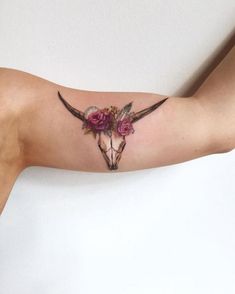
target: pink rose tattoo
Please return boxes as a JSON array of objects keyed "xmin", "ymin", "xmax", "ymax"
[
  {"xmin": 57, "ymin": 91, "xmax": 168, "ymax": 170},
  {"xmin": 117, "ymin": 117, "xmax": 134, "ymax": 136},
  {"xmin": 87, "ymin": 110, "xmax": 112, "ymax": 132}
]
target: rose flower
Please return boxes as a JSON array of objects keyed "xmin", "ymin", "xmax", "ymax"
[
  {"xmin": 116, "ymin": 117, "xmax": 134, "ymax": 136},
  {"xmin": 87, "ymin": 109, "xmax": 112, "ymax": 132}
]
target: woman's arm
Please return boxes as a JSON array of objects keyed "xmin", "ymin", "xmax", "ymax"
[
  {"xmin": 0, "ymin": 45, "xmax": 234, "ymax": 213},
  {"xmin": 194, "ymin": 45, "xmax": 235, "ymax": 153},
  {"xmin": 0, "ymin": 73, "xmax": 211, "ymax": 173}
]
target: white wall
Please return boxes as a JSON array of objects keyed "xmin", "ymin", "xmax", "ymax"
[{"xmin": 0, "ymin": 1, "xmax": 235, "ymax": 293}]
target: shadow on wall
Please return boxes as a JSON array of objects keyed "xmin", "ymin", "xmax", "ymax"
[{"xmin": 16, "ymin": 163, "xmax": 178, "ymax": 191}]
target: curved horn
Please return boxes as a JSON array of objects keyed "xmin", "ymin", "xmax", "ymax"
[
  {"xmin": 57, "ymin": 91, "xmax": 86, "ymax": 122},
  {"xmin": 130, "ymin": 97, "xmax": 168, "ymax": 123}
]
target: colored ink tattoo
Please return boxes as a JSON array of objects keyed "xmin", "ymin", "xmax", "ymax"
[{"xmin": 57, "ymin": 91, "xmax": 168, "ymax": 170}]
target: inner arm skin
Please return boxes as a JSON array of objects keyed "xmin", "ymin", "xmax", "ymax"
[{"xmin": 0, "ymin": 45, "xmax": 235, "ymax": 214}]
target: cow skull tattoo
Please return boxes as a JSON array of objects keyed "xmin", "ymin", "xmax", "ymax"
[{"xmin": 57, "ymin": 91, "xmax": 168, "ymax": 170}]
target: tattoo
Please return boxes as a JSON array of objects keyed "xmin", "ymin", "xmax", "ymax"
[{"xmin": 57, "ymin": 91, "xmax": 168, "ymax": 170}]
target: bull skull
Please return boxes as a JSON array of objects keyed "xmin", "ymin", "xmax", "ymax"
[{"xmin": 58, "ymin": 91, "xmax": 168, "ymax": 170}]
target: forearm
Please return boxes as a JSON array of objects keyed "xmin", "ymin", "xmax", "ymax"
[{"xmin": 194, "ymin": 45, "xmax": 235, "ymax": 152}]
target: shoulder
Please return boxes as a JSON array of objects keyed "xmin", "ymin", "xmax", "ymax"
[
  {"xmin": 0, "ymin": 67, "xmax": 60, "ymax": 92},
  {"xmin": 0, "ymin": 67, "xmax": 60, "ymax": 106},
  {"xmin": 0, "ymin": 67, "xmax": 33, "ymax": 98},
  {"xmin": 0, "ymin": 67, "xmax": 28, "ymax": 85}
]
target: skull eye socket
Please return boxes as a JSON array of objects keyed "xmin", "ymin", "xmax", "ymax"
[
  {"xmin": 118, "ymin": 140, "xmax": 126, "ymax": 152},
  {"xmin": 98, "ymin": 137, "xmax": 108, "ymax": 151}
]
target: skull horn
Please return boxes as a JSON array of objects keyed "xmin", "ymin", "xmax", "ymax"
[
  {"xmin": 57, "ymin": 91, "xmax": 86, "ymax": 122},
  {"xmin": 130, "ymin": 97, "xmax": 168, "ymax": 123}
]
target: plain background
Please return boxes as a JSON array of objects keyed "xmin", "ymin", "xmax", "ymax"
[{"xmin": 0, "ymin": 1, "xmax": 235, "ymax": 293}]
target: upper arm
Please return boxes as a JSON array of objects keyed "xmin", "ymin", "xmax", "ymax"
[
  {"xmin": 26, "ymin": 90, "xmax": 213, "ymax": 172},
  {"xmin": 0, "ymin": 69, "xmax": 216, "ymax": 173},
  {"xmin": 117, "ymin": 96, "xmax": 213, "ymax": 171}
]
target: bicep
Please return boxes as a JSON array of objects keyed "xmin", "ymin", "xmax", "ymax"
[
  {"xmin": 118, "ymin": 96, "xmax": 212, "ymax": 171},
  {"xmin": 9, "ymin": 70, "xmax": 212, "ymax": 173},
  {"xmin": 28, "ymin": 91, "xmax": 211, "ymax": 172}
]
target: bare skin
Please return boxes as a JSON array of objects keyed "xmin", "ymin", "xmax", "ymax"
[{"xmin": 0, "ymin": 45, "xmax": 234, "ymax": 214}]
